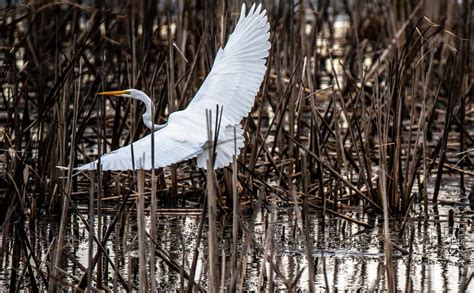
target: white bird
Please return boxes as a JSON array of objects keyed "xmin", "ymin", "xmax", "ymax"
[{"xmin": 78, "ymin": 3, "xmax": 270, "ymax": 171}]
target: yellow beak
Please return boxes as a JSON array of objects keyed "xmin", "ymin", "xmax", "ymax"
[{"xmin": 97, "ymin": 90, "xmax": 129, "ymax": 96}]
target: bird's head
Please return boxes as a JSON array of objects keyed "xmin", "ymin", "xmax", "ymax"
[
  {"xmin": 97, "ymin": 88, "xmax": 163, "ymax": 130},
  {"xmin": 97, "ymin": 89, "xmax": 146, "ymax": 100}
]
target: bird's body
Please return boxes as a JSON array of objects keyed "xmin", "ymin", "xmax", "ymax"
[{"xmin": 78, "ymin": 3, "xmax": 270, "ymax": 171}]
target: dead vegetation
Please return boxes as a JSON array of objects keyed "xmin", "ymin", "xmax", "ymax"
[{"xmin": 1, "ymin": 0, "xmax": 473, "ymax": 291}]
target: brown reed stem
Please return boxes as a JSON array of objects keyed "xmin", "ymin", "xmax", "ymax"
[
  {"xmin": 206, "ymin": 109, "xmax": 218, "ymax": 292},
  {"xmin": 136, "ymin": 169, "xmax": 148, "ymax": 291}
]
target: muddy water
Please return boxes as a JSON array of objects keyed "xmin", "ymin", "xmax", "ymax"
[{"xmin": 1, "ymin": 186, "xmax": 472, "ymax": 291}]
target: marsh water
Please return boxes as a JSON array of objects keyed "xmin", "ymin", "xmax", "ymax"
[{"xmin": 1, "ymin": 178, "xmax": 472, "ymax": 291}]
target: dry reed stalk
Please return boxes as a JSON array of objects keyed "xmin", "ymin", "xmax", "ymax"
[
  {"xmin": 77, "ymin": 181, "xmax": 136, "ymax": 291},
  {"xmin": 58, "ymin": 177, "xmax": 131, "ymax": 290},
  {"xmin": 258, "ymin": 205, "xmax": 275, "ymax": 291},
  {"xmin": 286, "ymin": 135, "xmax": 381, "ymax": 211},
  {"xmin": 206, "ymin": 109, "xmax": 219, "ymax": 292},
  {"xmin": 220, "ymin": 247, "xmax": 225, "ymax": 292},
  {"xmin": 149, "ymin": 172, "xmax": 157, "ymax": 291},
  {"xmin": 230, "ymin": 130, "xmax": 239, "ymax": 291},
  {"xmin": 2, "ymin": 1, "xmax": 473, "ymax": 290},
  {"xmin": 88, "ymin": 171, "xmax": 95, "ymax": 293},
  {"xmin": 96, "ymin": 88, "xmax": 104, "ymax": 289},
  {"xmin": 136, "ymin": 169, "xmax": 148, "ymax": 291},
  {"xmin": 237, "ymin": 186, "xmax": 263, "ymax": 292},
  {"xmin": 146, "ymin": 231, "xmax": 207, "ymax": 292},
  {"xmin": 301, "ymin": 168, "xmax": 316, "ymax": 292},
  {"xmin": 458, "ymin": 1, "xmax": 471, "ymax": 194},
  {"xmin": 50, "ymin": 54, "xmax": 80, "ymax": 291},
  {"xmin": 186, "ymin": 192, "xmax": 206, "ymax": 293},
  {"xmin": 327, "ymin": 47, "xmax": 374, "ymax": 204},
  {"xmin": 15, "ymin": 221, "xmax": 39, "ymax": 291},
  {"xmin": 149, "ymin": 90, "xmax": 158, "ymax": 292},
  {"xmin": 374, "ymin": 70, "xmax": 395, "ymax": 292},
  {"xmin": 180, "ymin": 232, "xmax": 186, "ymax": 290},
  {"xmin": 405, "ymin": 220, "xmax": 415, "ymax": 292},
  {"xmin": 127, "ymin": 222, "xmax": 133, "ymax": 291}
]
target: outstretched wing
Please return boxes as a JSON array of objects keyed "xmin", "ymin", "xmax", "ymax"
[
  {"xmin": 77, "ymin": 3, "xmax": 270, "ymax": 171},
  {"xmin": 185, "ymin": 3, "xmax": 270, "ymax": 126},
  {"xmin": 77, "ymin": 126, "xmax": 203, "ymax": 171}
]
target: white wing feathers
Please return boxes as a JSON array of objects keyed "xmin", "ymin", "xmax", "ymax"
[
  {"xmin": 77, "ymin": 126, "xmax": 203, "ymax": 171},
  {"xmin": 186, "ymin": 3, "xmax": 270, "ymax": 125},
  {"xmin": 77, "ymin": 3, "xmax": 269, "ymax": 171}
]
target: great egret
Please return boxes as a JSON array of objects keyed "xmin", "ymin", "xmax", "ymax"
[{"xmin": 77, "ymin": 3, "xmax": 270, "ymax": 171}]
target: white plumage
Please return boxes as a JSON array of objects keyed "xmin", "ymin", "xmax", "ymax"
[{"xmin": 77, "ymin": 3, "xmax": 270, "ymax": 171}]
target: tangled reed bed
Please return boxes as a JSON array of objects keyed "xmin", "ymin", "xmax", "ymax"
[{"xmin": 0, "ymin": 0, "xmax": 473, "ymax": 291}]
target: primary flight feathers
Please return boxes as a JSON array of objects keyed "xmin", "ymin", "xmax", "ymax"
[{"xmin": 77, "ymin": 3, "xmax": 270, "ymax": 171}]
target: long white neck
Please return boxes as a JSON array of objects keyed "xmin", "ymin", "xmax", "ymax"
[
  {"xmin": 130, "ymin": 90, "xmax": 166, "ymax": 131},
  {"xmin": 141, "ymin": 98, "xmax": 164, "ymax": 131}
]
